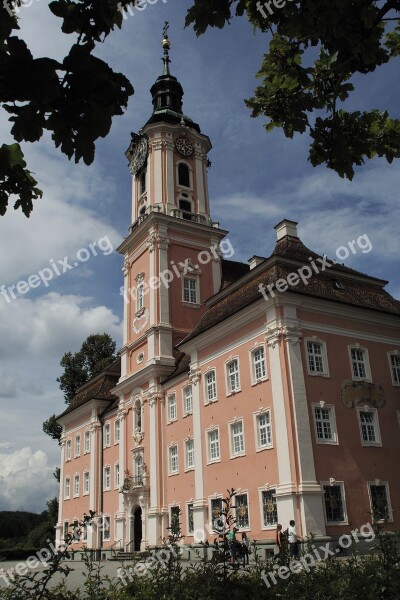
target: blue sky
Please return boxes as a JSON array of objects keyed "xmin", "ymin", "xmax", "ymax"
[{"xmin": 0, "ymin": 0, "xmax": 399, "ymax": 512}]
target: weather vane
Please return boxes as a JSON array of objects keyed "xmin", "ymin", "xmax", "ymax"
[{"xmin": 162, "ymin": 21, "xmax": 171, "ymax": 75}]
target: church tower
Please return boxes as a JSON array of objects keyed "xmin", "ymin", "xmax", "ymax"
[
  {"xmin": 117, "ymin": 24, "xmax": 227, "ymax": 382},
  {"xmin": 114, "ymin": 25, "xmax": 227, "ymax": 547}
]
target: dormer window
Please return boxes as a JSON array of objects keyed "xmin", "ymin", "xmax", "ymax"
[{"xmin": 178, "ymin": 163, "xmax": 190, "ymax": 187}]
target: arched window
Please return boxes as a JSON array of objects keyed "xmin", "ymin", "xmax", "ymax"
[
  {"xmin": 179, "ymin": 199, "xmax": 192, "ymax": 220},
  {"xmin": 178, "ymin": 163, "xmax": 190, "ymax": 187}
]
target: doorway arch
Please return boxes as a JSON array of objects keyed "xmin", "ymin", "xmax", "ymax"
[{"xmin": 133, "ymin": 506, "xmax": 142, "ymax": 551}]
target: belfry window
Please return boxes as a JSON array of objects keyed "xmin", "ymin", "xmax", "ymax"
[
  {"xmin": 178, "ymin": 163, "xmax": 190, "ymax": 187},
  {"xmin": 179, "ymin": 199, "xmax": 192, "ymax": 219}
]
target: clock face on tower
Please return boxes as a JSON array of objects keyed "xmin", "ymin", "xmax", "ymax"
[
  {"xmin": 175, "ymin": 137, "xmax": 194, "ymax": 157},
  {"xmin": 127, "ymin": 134, "xmax": 149, "ymax": 174}
]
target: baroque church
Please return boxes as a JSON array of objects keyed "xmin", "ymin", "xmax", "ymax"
[{"xmin": 56, "ymin": 29, "xmax": 400, "ymax": 556}]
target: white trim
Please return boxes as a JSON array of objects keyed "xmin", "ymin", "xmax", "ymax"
[
  {"xmin": 234, "ymin": 490, "xmax": 250, "ymax": 531},
  {"xmin": 228, "ymin": 417, "xmax": 246, "ymax": 459},
  {"xmin": 224, "ymin": 356, "xmax": 241, "ymax": 396},
  {"xmin": 304, "ymin": 337, "xmax": 330, "ymax": 377},
  {"xmin": 205, "ymin": 425, "xmax": 221, "ymax": 464},
  {"xmin": 65, "ymin": 439, "xmax": 72, "ymax": 462},
  {"xmin": 388, "ymin": 350, "xmax": 400, "ymax": 386},
  {"xmin": 103, "ymin": 422, "xmax": 111, "ymax": 448},
  {"xmin": 367, "ymin": 480, "xmax": 393, "ymax": 522},
  {"xmin": 249, "ymin": 344, "xmax": 268, "ymax": 385},
  {"xmin": 64, "ymin": 476, "xmax": 71, "ymax": 500},
  {"xmin": 253, "ymin": 408, "xmax": 273, "ymax": 452},
  {"xmin": 203, "ymin": 368, "xmax": 217, "ymax": 405},
  {"xmin": 184, "ymin": 438, "xmax": 195, "ymax": 471},
  {"xmin": 312, "ymin": 403, "xmax": 338, "ymax": 445},
  {"xmin": 182, "ymin": 384, "xmax": 193, "ymax": 416},
  {"xmin": 83, "ymin": 470, "xmax": 90, "ymax": 496},
  {"xmin": 167, "ymin": 392, "xmax": 178, "ymax": 423},
  {"xmin": 168, "ymin": 443, "xmax": 179, "ymax": 475},
  {"xmin": 357, "ymin": 407, "xmax": 382, "ymax": 447},
  {"xmin": 348, "ymin": 345, "xmax": 372, "ymax": 381},
  {"xmin": 300, "ymin": 318, "xmax": 400, "ymax": 347},
  {"xmin": 74, "ymin": 434, "xmax": 81, "ymax": 458},
  {"xmin": 321, "ymin": 481, "xmax": 348, "ymax": 525},
  {"xmin": 258, "ymin": 485, "xmax": 278, "ymax": 530},
  {"xmin": 73, "ymin": 473, "xmax": 80, "ymax": 498}
]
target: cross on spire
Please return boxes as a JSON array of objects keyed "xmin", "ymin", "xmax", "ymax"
[{"xmin": 162, "ymin": 21, "xmax": 171, "ymax": 76}]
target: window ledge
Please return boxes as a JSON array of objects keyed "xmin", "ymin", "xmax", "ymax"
[
  {"xmin": 230, "ymin": 453, "xmax": 246, "ymax": 460},
  {"xmin": 183, "ymin": 412, "xmax": 193, "ymax": 418},
  {"xmin": 361, "ymin": 442, "xmax": 382, "ymax": 447},
  {"xmin": 184, "ymin": 467, "xmax": 195, "ymax": 473},
  {"xmin": 168, "ymin": 472, "xmax": 179, "ymax": 477},
  {"xmin": 167, "ymin": 419, "xmax": 178, "ymax": 425},
  {"xmin": 182, "ymin": 302, "xmax": 201, "ymax": 309},
  {"xmin": 207, "ymin": 459, "xmax": 221, "ymax": 465},
  {"xmin": 226, "ymin": 389, "xmax": 241, "ymax": 397},
  {"xmin": 325, "ymin": 521, "xmax": 349, "ymax": 526},
  {"xmin": 256, "ymin": 445, "xmax": 273, "ymax": 453},
  {"xmin": 307, "ymin": 372, "xmax": 330, "ymax": 378},
  {"xmin": 316, "ymin": 439, "xmax": 339, "ymax": 445},
  {"xmin": 251, "ymin": 378, "xmax": 268, "ymax": 387}
]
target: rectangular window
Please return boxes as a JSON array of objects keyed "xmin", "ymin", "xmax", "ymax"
[
  {"xmin": 205, "ymin": 370, "xmax": 217, "ymax": 402},
  {"xmin": 351, "ymin": 348, "xmax": 367, "ymax": 379},
  {"xmin": 104, "ymin": 466, "xmax": 111, "ymax": 490},
  {"xmin": 103, "ymin": 516, "xmax": 111, "ymax": 541},
  {"xmin": 369, "ymin": 483, "xmax": 391, "ymax": 521},
  {"xmin": 184, "ymin": 386, "xmax": 193, "ymax": 414},
  {"xmin": 63, "ymin": 521, "xmax": 69, "ymax": 542},
  {"xmin": 389, "ymin": 353, "xmax": 400, "ymax": 385},
  {"xmin": 104, "ymin": 424, "xmax": 111, "ymax": 448},
  {"xmin": 307, "ymin": 341, "xmax": 325, "ymax": 374},
  {"xmin": 114, "ymin": 420, "xmax": 120, "ymax": 444},
  {"xmin": 314, "ymin": 405, "xmax": 337, "ymax": 443},
  {"xmin": 84, "ymin": 431, "xmax": 91, "ymax": 454},
  {"xmin": 253, "ymin": 346, "xmax": 266, "ymax": 381},
  {"xmin": 358, "ymin": 410, "xmax": 380, "ymax": 445},
  {"xmin": 185, "ymin": 439, "xmax": 194, "ymax": 470},
  {"xmin": 83, "ymin": 471, "xmax": 90, "ymax": 495},
  {"xmin": 261, "ymin": 489, "xmax": 277, "ymax": 527},
  {"xmin": 210, "ymin": 498, "xmax": 223, "ymax": 531},
  {"xmin": 227, "ymin": 359, "xmax": 240, "ymax": 393},
  {"xmin": 169, "ymin": 445, "xmax": 179, "ymax": 474},
  {"xmin": 256, "ymin": 411, "xmax": 272, "ymax": 449},
  {"xmin": 75, "ymin": 435, "xmax": 81, "ymax": 457},
  {"xmin": 168, "ymin": 394, "xmax": 177, "ymax": 422},
  {"xmin": 208, "ymin": 429, "xmax": 220, "ymax": 462},
  {"xmin": 65, "ymin": 477, "xmax": 70, "ymax": 499},
  {"xmin": 230, "ymin": 420, "xmax": 245, "ymax": 456},
  {"xmin": 187, "ymin": 503, "xmax": 194, "ymax": 535},
  {"xmin": 235, "ymin": 493, "xmax": 249, "ymax": 529},
  {"xmin": 183, "ymin": 277, "xmax": 197, "ymax": 304},
  {"xmin": 82, "ymin": 524, "xmax": 88, "ymax": 542},
  {"xmin": 323, "ymin": 484, "xmax": 346, "ymax": 523},
  {"xmin": 134, "ymin": 453, "xmax": 144, "ymax": 483},
  {"xmin": 170, "ymin": 506, "xmax": 180, "ymax": 533},
  {"xmin": 74, "ymin": 474, "xmax": 80, "ymax": 497},
  {"xmin": 66, "ymin": 440, "xmax": 71, "ymax": 461},
  {"xmin": 115, "ymin": 463, "xmax": 120, "ymax": 488}
]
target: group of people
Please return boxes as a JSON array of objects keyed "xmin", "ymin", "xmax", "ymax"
[
  {"xmin": 227, "ymin": 528, "xmax": 251, "ymax": 567},
  {"xmin": 226, "ymin": 519, "xmax": 303, "ymax": 567},
  {"xmin": 276, "ymin": 520, "xmax": 303, "ymax": 557}
]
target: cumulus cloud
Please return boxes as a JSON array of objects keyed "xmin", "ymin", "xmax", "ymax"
[{"xmin": 0, "ymin": 447, "xmax": 58, "ymax": 512}]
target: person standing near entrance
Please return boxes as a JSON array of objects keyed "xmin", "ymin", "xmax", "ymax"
[{"xmin": 288, "ymin": 520, "xmax": 303, "ymax": 558}]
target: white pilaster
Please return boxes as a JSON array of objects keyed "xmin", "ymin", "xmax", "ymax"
[{"xmin": 190, "ymin": 363, "xmax": 206, "ymax": 540}]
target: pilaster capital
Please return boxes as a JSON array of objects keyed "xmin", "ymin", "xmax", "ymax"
[
  {"xmin": 147, "ymin": 233, "xmax": 157, "ymax": 253},
  {"xmin": 156, "ymin": 234, "xmax": 170, "ymax": 250},
  {"xmin": 122, "ymin": 258, "xmax": 131, "ymax": 276},
  {"xmin": 117, "ymin": 409, "xmax": 128, "ymax": 422},
  {"xmin": 189, "ymin": 369, "xmax": 202, "ymax": 386},
  {"xmin": 265, "ymin": 320, "xmax": 302, "ymax": 348}
]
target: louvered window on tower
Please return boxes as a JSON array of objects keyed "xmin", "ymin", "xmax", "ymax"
[{"xmin": 178, "ymin": 163, "xmax": 190, "ymax": 187}]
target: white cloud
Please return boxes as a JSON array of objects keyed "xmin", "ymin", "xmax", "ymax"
[{"xmin": 0, "ymin": 447, "xmax": 58, "ymax": 512}]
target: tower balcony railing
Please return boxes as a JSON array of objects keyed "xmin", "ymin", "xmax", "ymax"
[{"xmin": 129, "ymin": 205, "xmax": 219, "ymax": 233}]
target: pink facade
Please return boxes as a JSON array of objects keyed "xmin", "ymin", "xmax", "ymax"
[{"xmin": 56, "ymin": 35, "xmax": 400, "ymax": 554}]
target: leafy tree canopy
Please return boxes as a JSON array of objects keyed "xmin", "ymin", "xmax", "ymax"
[
  {"xmin": 0, "ymin": 0, "xmax": 135, "ymax": 216},
  {"xmin": 57, "ymin": 332, "xmax": 117, "ymax": 403},
  {"xmin": 186, "ymin": 0, "xmax": 400, "ymax": 179}
]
